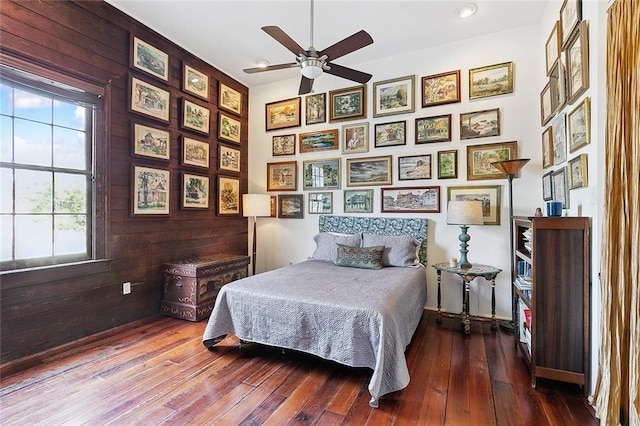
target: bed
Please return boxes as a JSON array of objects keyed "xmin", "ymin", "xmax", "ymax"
[{"xmin": 202, "ymin": 215, "xmax": 428, "ymax": 407}]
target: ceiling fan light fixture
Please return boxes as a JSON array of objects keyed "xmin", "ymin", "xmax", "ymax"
[
  {"xmin": 256, "ymin": 59, "xmax": 270, "ymax": 68},
  {"xmin": 300, "ymin": 57, "xmax": 324, "ymax": 79},
  {"xmin": 457, "ymin": 4, "xmax": 477, "ymax": 18}
]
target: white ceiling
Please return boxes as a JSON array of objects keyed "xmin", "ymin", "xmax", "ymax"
[{"xmin": 106, "ymin": 0, "xmax": 549, "ymax": 89}]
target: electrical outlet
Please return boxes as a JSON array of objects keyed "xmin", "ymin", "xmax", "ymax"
[{"xmin": 122, "ymin": 282, "xmax": 131, "ymax": 295}]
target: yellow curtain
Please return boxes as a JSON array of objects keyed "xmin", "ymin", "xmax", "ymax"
[{"xmin": 593, "ymin": 1, "xmax": 640, "ymax": 425}]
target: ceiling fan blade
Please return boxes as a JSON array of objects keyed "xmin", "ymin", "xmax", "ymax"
[
  {"xmin": 319, "ymin": 30, "xmax": 373, "ymax": 61},
  {"xmin": 243, "ymin": 63, "xmax": 298, "ymax": 74},
  {"xmin": 325, "ymin": 63, "xmax": 372, "ymax": 84},
  {"xmin": 298, "ymin": 76, "xmax": 314, "ymax": 95},
  {"xmin": 262, "ymin": 26, "xmax": 306, "ymax": 56}
]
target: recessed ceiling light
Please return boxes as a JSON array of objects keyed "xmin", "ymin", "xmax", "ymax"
[
  {"xmin": 457, "ymin": 4, "xmax": 477, "ymax": 18},
  {"xmin": 256, "ymin": 59, "xmax": 270, "ymax": 68}
]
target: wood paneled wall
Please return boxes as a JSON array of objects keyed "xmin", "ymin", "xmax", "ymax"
[{"xmin": 0, "ymin": 0, "xmax": 249, "ymax": 363}]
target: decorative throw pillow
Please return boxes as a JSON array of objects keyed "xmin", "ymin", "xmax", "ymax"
[
  {"xmin": 362, "ymin": 234, "xmax": 419, "ymax": 267},
  {"xmin": 334, "ymin": 244, "xmax": 384, "ymax": 270},
  {"xmin": 311, "ymin": 232, "xmax": 362, "ymax": 263}
]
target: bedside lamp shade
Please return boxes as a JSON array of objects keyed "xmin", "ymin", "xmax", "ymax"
[
  {"xmin": 447, "ymin": 200, "xmax": 484, "ymax": 268},
  {"xmin": 243, "ymin": 194, "xmax": 271, "ymax": 275}
]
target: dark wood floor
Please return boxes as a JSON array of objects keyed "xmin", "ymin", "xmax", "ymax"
[{"xmin": 0, "ymin": 310, "xmax": 598, "ymax": 425}]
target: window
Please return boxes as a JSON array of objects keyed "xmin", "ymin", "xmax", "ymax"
[{"xmin": 0, "ymin": 56, "xmax": 105, "ymax": 270}]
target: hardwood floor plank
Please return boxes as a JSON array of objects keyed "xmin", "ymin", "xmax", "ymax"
[{"xmin": 0, "ymin": 310, "xmax": 598, "ymax": 426}]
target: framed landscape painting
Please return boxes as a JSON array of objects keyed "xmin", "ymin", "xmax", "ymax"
[
  {"xmin": 551, "ymin": 113, "xmax": 567, "ymax": 165},
  {"xmin": 217, "ymin": 175, "xmax": 240, "ymax": 216},
  {"xmin": 568, "ymin": 97, "xmax": 590, "ymax": 152},
  {"xmin": 421, "ymin": 70, "xmax": 460, "ymax": 107},
  {"xmin": 182, "ymin": 63, "xmax": 209, "ymax": 101},
  {"xmin": 132, "ymin": 123, "xmax": 170, "ymax": 161},
  {"xmin": 266, "ymin": 97, "xmax": 301, "ymax": 131},
  {"xmin": 218, "ymin": 82, "xmax": 241, "ymax": 115},
  {"xmin": 373, "ymin": 75, "xmax": 415, "ymax": 118},
  {"xmin": 305, "ymin": 93, "xmax": 326, "ymax": 125},
  {"xmin": 181, "ymin": 173, "xmax": 209, "ymax": 209},
  {"xmin": 416, "ymin": 114, "xmax": 451, "ymax": 143},
  {"xmin": 381, "ymin": 186, "xmax": 440, "ymax": 213},
  {"xmin": 302, "ymin": 158, "xmax": 340, "ymax": 190},
  {"xmin": 568, "ymin": 153, "xmax": 588, "ymax": 189},
  {"xmin": 344, "ymin": 189, "xmax": 373, "ymax": 213},
  {"xmin": 181, "ymin": 98, "xmax": 210, "ymax": 135},
  {"xmin": 469, "ymin": 62, "xmax": 513, "ymax": 99},
  {"xmin": 131, "ymin": 36, "xmax": 169, "ymax": 82},
  {"xmin": 218, "ymin": 144, "xmax": 240, "ymax": 173},
  {"xmin": 447, "ymin": 185, "xmax": 502, "ymax": 225},
  {"xmin": 218, "ymin": 112, "xmax": 241, "ymax": 144},
  {"xmin": 551, "ymin": 167, "xmax": 569, "ymax": 208},
  {"xmin": 299, "ymin": 129, "xmax": 339, "ymax": 153},
  {"xmin": 398, "ymin": 154, "xmax": 432, "ymax": 181},
  {"xmin": 272, "ymin": 134, "xmax": 296, "ymax": 156},
  {"xmin": 278, "ymin": 194, "xmax": 304, "ymax": 219},
  {"xmin": 181, "ymin": 136, "xmax": 209, "ymax": 169},
  {"xmin": 132, "ymin": 165, "xmax": 170, "ymax": 216},
  {"xmin": 329, "ymin": 85, "xmax": 366, "ymax": 122},
  {"xmin": 466, "ymin": 141, "xmax": 517, "ymax": 181},
  {"xmin": 437, "ymin": 150, "xmax": 458, "ymax": 179},
  {"xmin": 460, "ymin": 108, "xmax": 500, "ymax": 139},
  {"xmin": 374, "ymin": 121, "xmax": 406, "ymax": 148},
  {"xmin": 308, "ymin": 192, "xmax": 333, "ymax": 214},
  {"xmin": 129, "ymin": 77, "xmax": 170, "ymax": 123},
  {"xmin": 267, "ymin": 161, "xmax": 297, "ymax": 191},
  {"xmin": 346, "ymin": 156, "xmax": 392, "ymax": 187}
]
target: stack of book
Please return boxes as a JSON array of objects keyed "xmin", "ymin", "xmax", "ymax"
[
  {"xmin": 518, "ymin": 301, "xmax": 532, "ymax": 356},
  {"xmin": 514, "ymin": 275, "xmax": 532, "ymax": 300},
  {"xmin": 522, "ymin": 227, "xmax": 533, "ymax": 253}
]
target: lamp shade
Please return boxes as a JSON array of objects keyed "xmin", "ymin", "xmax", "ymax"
[
  {"xmin": 242, "ymin": 194, "xmax": 271, "ymax": 217},
  {"xmin": 491, "ymin": 158, "xmax": 530, "ymax": 177},
  {"xmin": 447, "ymin": 200, "xmax": 484, "ymax": 225}
]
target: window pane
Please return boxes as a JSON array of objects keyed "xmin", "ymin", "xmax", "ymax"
[
  {"xmin": 13, "ymin": 88, "xmax": 51, "ymax": 123},
  {"xmin": 0, "ymin": 83, "xmax": 12, "ymax": 115},
  {"xmin": 53, "ymin": 127, "xmax": 86, "ymax": 170},
  {"xmin": 1, "ymin": 115, "xmax": 12, "ymax": 162},
  {"xmin": 0, "ymin": 214, "xmax": 12, "ymax": 261},
  {"xmin": 53, "ymin": 101, "xmax": 86, "ymax": 131},
  {"xmin": 0, "ymin": 168, "xmax": 12, "ymax": 214},
  {"xmin": 15, "ymin": 214, "xmax": 52, "ymax": 259},
  {"xmin": 14, "ymin": 118, "xmax": 51, "ymax": 166},
  {"xmin": 54, "ymin": 215, "xmax": 86, "ymax": 256},
  {"xmin": 54, "ymin": 173, "xmax": 86, "ymax": 213},
  {"xmin": 15, "ymin": 169, "xmax": 52, "ymax": 213}
]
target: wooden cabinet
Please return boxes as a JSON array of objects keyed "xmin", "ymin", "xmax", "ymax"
[
  {"xmin": 160, "ymin": 255, "xmax": 250, "ymax": 321},
  {"xmin": 512, "ymin": 216, "xmax": 590, "ymax": 392}
]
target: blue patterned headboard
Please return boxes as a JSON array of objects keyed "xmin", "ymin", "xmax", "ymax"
[{"xmin": 318, "ymin": 215, "xmax": 428, "ymax": 266}]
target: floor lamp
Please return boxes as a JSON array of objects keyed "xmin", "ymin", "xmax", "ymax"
[
  {"xmin": 491, "ymin": 158, "xmax": 530, "ymax": 332},
  {"xmin": 242, "ymin": 194, "xmax": 271, "ymax": 276}
]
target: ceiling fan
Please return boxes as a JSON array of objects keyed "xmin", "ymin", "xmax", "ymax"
[{"xmin": 243, "ymin": 0, "xmax": 374, "ymax": 95}]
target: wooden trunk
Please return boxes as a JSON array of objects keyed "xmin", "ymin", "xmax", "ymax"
[{"xmin": 160, "ymin": 255, "xmax": 250, "ymax": 321}]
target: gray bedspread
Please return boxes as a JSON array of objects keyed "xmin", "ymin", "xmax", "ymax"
[{"xmin": 202, "ymin": 259, "xmax": 427, "ymax": 407}]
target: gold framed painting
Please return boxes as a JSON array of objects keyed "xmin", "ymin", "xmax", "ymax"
[
  {"xmin": 267, "ymin": 161, "xmax": 297, "ymax": 192},
  {"xmin": 447, "ymin": 185, "xmax": 502, "ymax": 225},
  {"xmin": 565, "ymin": 20, "xmax": 589, "ymax": 105},
  {"xmin": 568, "ymin": 97, "xmax": 590, "ymax": 153},
  {"xmin": 466, "ymin": 141, "xmax": 517, "ymax": 181},
  {"xmin": 568, "ymin": 153, "xmax": 588, "ymax": 189},
  {"xmin": 217, "ymin": 175, "xmax": 240, "ymax": 216},
  {"xmin": 421, "ymin": 70, "xmax": 461, "ymax": 108},
  {"xmin": 266, "ymin": 97, "xmax": 301, "ymax": 131},
  {"xmin": 469, "ymin": 62, "xmax": 514, "ymax": 99},
  {"xmin": 329, "ymin": 85, "xmax": 367, "ymax": 122},
  {"xmin": 541, "ymin": 127, "xmax": 554, "ymax": 169},
  {"xmin": 219, "ymin": 82, "xmax": 242, "ymax": 115},
  {"xmin": 299, "ymin": 129, "xmax": 339, "ymax": 153},
  {"xmin": 373, "ymin": 75, "xmax": 415, "ymax": 118}
]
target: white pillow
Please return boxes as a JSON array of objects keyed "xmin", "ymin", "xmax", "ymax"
[
  {"xmin": 362, "ymin": 234, "xmax": 419, "ymax": 267},
  {"xmin": 311, "ymin": 232, "xmax": 362, "ymax": 263}
]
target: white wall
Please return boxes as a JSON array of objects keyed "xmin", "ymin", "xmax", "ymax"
[{"xmin": 247, "ymin": 24, "xmax": 544, "ymax": 321}]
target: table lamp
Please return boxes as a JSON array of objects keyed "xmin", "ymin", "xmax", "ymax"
[
  {"xmin": 491, "ymin": 158, "xmax": 530, "ymax": 332},
  {"xmin": 447, "ymin": 200, "xmax": 484, "ymax": 268},
  {"xmin": 242, "ymin": 194, "xmax": 271, "ymax": 275}
]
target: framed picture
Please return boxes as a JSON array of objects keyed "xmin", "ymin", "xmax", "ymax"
[
  {"xmin": 568, "ymin": 97, "xmax": 590, "ymax": 152},
  {"xmin": 344, "ymin": 189, "xmax": 373, "ymax": 213},
  {"xmin": 267, "ymin": 161, "xmax": 297, "ymax": 191},
  {"xmin": 447, "ymin": 185, "xmax": 502, "ymax": 225},
  {"xmin": 132, "ymin": 123, "xmax": 170, "ymax": 161},
  {"xmin": 272, "ymin": 134, "xmax": 296, "ymax": 156},
  {"xmin": 551, "ymin": 167, "xmax": 569, "ymax": 208},
  {"xmin": 305, "ymin": 93, "xmax": 326, "ymax": 125},
  {"xmin": 217, "ymin": 175, "xmax": 240, "ymax": 216},
  {"xmin": 373, "ymin": 75, "xmax": 415, "ymax": 118},
  {"xmin": 560, "ymin": 0, "xmax": 582, "ymax": 48},
  {"xmin": 329, "ymin": 85, "xmax": 366, "ymax": 122},
  {"xmin": 437, "ymin": 150, "xmax": 458, "ymax": 179},
  {"xmin": 460, "ymin": 108, "xmax": 500, "ymax": 139},
  {"xmin": 568, "ymin": 154, "xmax": 588, "ymax": 189},
  {"xmin": 566, "ymin": 21, "xmax": 589, "ymax": 105},
  {"xmin": 398, "ymin": 154, "xmax": 432, "ymax": 181},
  {"xmin": 299, "ymin": 129, "xmax": 339, "ymax": 153},
  {"xmin": 381, "ymin": 186, "xmax": 441, "ymax": 213},
  {"xmin": 346, "ymin": 156, "xmax": 392, "ymax": 187},
  {"xmin": 132, "ymin": 165, "xmax": 169, "ymax": 216},
  {"xmin": 545, "ymin": 21, "xmax": 561, "ymax": 76},
  {"xmin": 416, "ymin": 114, "xmax": 452, "ymax": 144},
  {"xmin": 218, "ymin": 144, "xmax": 240, "ymax": 173},
  {"xmin": 131, "ymin": 36, "xmax": 169, "ymax": 82},
  {"xmin": 218, "ymin": 112, "xmax": 241, "ymax": 144},
  {"xmin": 550, "ymin": 58, "xmax": 568, "ymax": 113},
  {"xmin": 540, "ymin": 81, "xmax": 555, "ymax": 126},
  {"xmin": 181, "ymin": 172, "xmax": 209, "ymax": 209},
  {"xmin": 308, "ymin": 192, "xmax": 333, "ymax": 214},
  {"xmin": 302, "ymin": 158, "xmax": 340, "ymax": 190},
  {"xmin": 374, "ymin": 121, "xmax": 406, "ymax": 148},
  {"xmin": 466, "ymin": 141, "xmax": 518, "ymax": 181},
  {"xmin": 278, "ymin": 194, "xmax": 304, "ymax": 219},
  {"xmin": 541, "ymin": 127, "xmax": 554, "ymax": 169},
  {"xmin": 342, "ymin": 122, "xmax": 369, "ymax": 154},
  {"xmin": 270, "ymin": 196, "xmax": 277, "ymax": 217},
  {"xmin": 542, "ymin": 171, "xmax": 554, "ymax": 201},
  {"xmin": 551, "ymin": 113, "xmax": 567, "ymax": 165},
  {"xmin": 421, "ymin": 70, "xmax": 461, "ymax": 107},
  {"xmin": 266, "ymin": 97, "xmax": 301, "ymax": 131},
  {"xmin": 181, "ymin": 98, "xmax": 210, "ymax": 135},
  {"xmin": 218, "ymin": 82, "xmax": 242, "ymax": 115},
  {"xmin": 129, "ymin": 76, "xmax": 170, "ymax": 123},
  {"xmin": 182, "ymin": 63, "xmax": 209, "ymax": 101},
  {"xmin": 181, "ymin": 136, "xmax": 209, "ymax": 169},
  {"xmin": 469, "ymin": 62, "xmax": 514, "ymax": 99}
]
